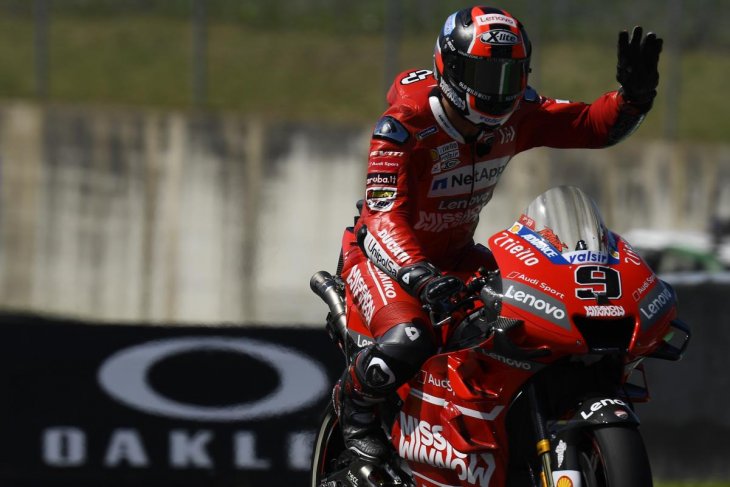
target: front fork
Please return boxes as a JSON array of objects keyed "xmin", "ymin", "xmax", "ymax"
[
  {"xmin": 527, "ymin": 383, "xmax": 556, "ymax": 487},
  {"xmin": 529, "ymin": 382, "xmax": 584, "ymax": 487},
  {"xmin": 529, "ymin": 387, "xmax": 641, "ymax": 487}
]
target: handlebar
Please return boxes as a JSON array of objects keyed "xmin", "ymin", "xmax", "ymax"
[
  {"xmin": 312, "ymin": 268, "xmax": 552, "ymax": 362},
  {"xmin": 434, "ymin": 271, "xmax": 552, "ymax": 359}
]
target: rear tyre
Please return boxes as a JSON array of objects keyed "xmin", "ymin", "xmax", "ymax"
[
  {"xmin": 310, "ymin": 402, "xmax": 345, "ymax": 487},
  {"xmin": 578, "ymin": 426, "xmax": 653, "ymax": 487}
]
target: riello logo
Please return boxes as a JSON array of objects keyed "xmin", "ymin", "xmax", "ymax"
[{"xmin": 41, "ymin": 337, "xmax": 329, "ymax": 471}]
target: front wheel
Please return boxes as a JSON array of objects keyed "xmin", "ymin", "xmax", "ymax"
[
  {"xmin": 310, "ymin": 402, "xmax": 345, "ymax": 487},
  {"xmin": 577, "ymin": 426, "xmax": 653, "ymax": 487}
]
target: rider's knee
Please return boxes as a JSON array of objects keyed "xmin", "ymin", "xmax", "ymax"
[{"xmin": 353, "ymin": 321, "xmax": 436, "ymax": 396}]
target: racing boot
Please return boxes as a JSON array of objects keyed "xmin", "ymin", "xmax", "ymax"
[{"xmin": 333, "ymin": 367, "xmax": 391, "ymax": 461}]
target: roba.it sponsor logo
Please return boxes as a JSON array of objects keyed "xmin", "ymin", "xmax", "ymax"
[{"xmin": 366, "ymin": 172, "xmax": 397, "ymax": 186}]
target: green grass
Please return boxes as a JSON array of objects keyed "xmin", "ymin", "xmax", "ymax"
[
  {"xmin": 0, "ymin": 14, "xmax": 728, "ymax": 142},
  {"xmin": 657, "ymin": 483, "xmax": 730, "ymax": 487}
]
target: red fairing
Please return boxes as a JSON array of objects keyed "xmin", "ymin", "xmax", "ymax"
[
  {"xmin": 385, "ymin": 225, "xmax": 679, "ymax": 486},
  {"xmin": 355, "ymin": 70, "xmax": 628, "ymax": 275},
  {"xmin": 488, "ymin": 227, "xmax": 677, "ymax": 357}
]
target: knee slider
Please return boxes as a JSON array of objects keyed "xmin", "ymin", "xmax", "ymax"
[
  {"xmin": 377, "ymin": 321, "xmax": 436, "ymax": 371},
  {"xmin": 353, "ymin": 322, "xmax": 435, "ymax": 396}
]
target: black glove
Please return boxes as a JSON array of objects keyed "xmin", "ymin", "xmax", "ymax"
[
  {"xmin": 397, "ymin": 262, "xmax": 464, "ymax": 306},
  {"xmin": 616, "ymin": 26, "xmax": 663, "ymax": 109}
]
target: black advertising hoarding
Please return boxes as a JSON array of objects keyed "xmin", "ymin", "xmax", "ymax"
[{"xmin": 0, "ymin": 313, "xmax": 343, "ymax": 487}]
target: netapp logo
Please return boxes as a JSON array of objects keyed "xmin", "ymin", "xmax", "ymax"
[
  {"xmin": 98, "ymin": 337, "xmax": 329, "ymax": 421},
  {"xmin": 428, "ymin": 157, "xmax": 510, "ymax": 197}
]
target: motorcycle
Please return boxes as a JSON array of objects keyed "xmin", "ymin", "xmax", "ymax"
[{"xmin": 310, "ymin": 186, "xmax": 690, "ymax": 487}]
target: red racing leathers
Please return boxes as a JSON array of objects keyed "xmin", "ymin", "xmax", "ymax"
[
  {"xmin": 334, "ymin": 67, "xmax": 649, "ymax": 463},
  {"xmin": 341, "ymin": 68, "xmax": 645, "ymax": 340}
]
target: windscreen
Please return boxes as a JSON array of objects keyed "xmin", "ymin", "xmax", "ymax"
[{"xmin": 520, "ymin": 186, "xmax": 615, "ymax": 257}]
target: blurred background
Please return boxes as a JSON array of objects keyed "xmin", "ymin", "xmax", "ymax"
[
  {"xmin": 0, "ymin": 1, "xmax": 728, "ymax": 486},
  {"xmin": 0, "ymin": 0, "xmax": 728, "ymax": 324}
]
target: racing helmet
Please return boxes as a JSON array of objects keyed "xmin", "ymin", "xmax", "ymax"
[{"xmin": 434, "ymin": 6, "xmax": 531, "ymax": 128}]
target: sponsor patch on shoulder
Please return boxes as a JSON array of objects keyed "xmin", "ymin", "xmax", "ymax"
[
  {"xmin": 366, "ymin": 187, "xmax": 397, "ymax": 212},
  {"xmin": 366, "ymin": 172, "xmax": 398, "ymax": 186},
  {"xmin": 373, "ymin": 116, "xmax": 410, "ymax": 145},
  {"xmin": 416, "ymin": 125, "xmax": 438, "ymax": 140}
]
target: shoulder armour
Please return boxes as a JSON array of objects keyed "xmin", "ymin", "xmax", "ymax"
[
  {"xmin": 398, "ymin": 69, "xmax": 434, "ymax": 86},
  {"xmin": 523, "ymin": 86, "xmax": 539, "ymax": 103},
  {"xmin": 373, "ymin": 116, "xmax": 410, "ymax": 145}
]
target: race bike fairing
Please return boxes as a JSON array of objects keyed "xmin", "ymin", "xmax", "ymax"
[
  {"xmin": 518, "ymin": 185, "xmax": 619, "ymax": 264},
  {"xmin": 310, "ymin": 184, "xmax": 691, "ymax": 487}
]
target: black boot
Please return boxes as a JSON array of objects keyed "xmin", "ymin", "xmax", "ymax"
[{"xmin": 334, "ymin": 369, "xmax": 391, "ymax": 461}]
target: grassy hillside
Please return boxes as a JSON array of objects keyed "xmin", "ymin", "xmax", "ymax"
[{"xmin": 0, "ymin": 13, "xmax": 728, "ymax": 142}]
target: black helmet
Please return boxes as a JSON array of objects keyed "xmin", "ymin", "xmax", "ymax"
[{"xmin": 434, "ymin": 6, "xmax": 531, "ymax": 128}]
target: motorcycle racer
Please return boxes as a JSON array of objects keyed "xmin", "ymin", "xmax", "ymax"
[{"xmin": 334, "ymin": 5, "xmax": 663, "ymax": 462}]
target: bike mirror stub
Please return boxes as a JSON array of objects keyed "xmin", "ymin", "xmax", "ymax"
[{"xmin": 480, "ymin": 285, "xmax": 503, "ymax": 322}]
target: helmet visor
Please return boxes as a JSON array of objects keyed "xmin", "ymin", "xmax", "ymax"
[{"xmin": 462, "ymin": 57, "xmax": 529, "ymax": 115}]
